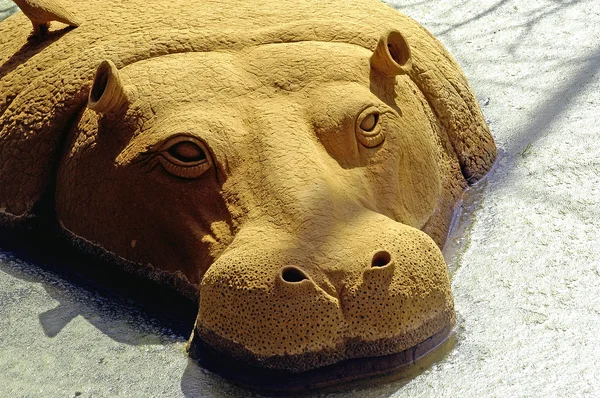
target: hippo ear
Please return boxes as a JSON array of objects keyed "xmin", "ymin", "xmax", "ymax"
[
  {"xmin": 371, "ymin": 30, "xmax": 413, "ymax": 77},
  {"xmin": 88, "ymin": 60, "xmax": 132, "ymax": 114},
  {"xmin": 0, "ymin": 59, "xmax": 132, "ymax": 221}
]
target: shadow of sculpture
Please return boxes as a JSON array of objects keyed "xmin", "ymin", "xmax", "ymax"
[
  {"xmin": 0, "ymin": 220, "xmax": 197, "ymax": 345},
  {"xmin": 0, "ymin": 26, "xmax": 75, "ymax": 83}
]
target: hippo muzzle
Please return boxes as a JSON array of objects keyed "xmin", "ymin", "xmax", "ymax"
[{"xmin": 198, "ymin": 214, "xmax": 454, "ymax": 371}]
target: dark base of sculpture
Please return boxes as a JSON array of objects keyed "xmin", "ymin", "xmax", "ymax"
[{"xmin": 188, "ymin": 325, "xmax": 453, "ymax": 393}]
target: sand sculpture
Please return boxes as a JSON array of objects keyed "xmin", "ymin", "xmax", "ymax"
[{"xmin": 0, "ymin": 0, "xmax": 496, "ymax": 385}]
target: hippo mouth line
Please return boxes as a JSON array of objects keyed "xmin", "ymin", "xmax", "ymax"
[{"xmin": 189, "ymin": 321, "xmax": 453, "ymax": 393}]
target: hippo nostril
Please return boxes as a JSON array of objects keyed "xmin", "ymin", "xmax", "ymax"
[
  {"xmin": 280, "ymin": 266, "xmax": 309, "ymax": 283},
  {"xmin": 371, "ymin": 250, "xmax": 392, "ymax": 268}
]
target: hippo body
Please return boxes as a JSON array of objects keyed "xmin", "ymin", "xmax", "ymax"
[{"xmin": 0, "ymin": 0, "xmax": 496, "ymax": 383}]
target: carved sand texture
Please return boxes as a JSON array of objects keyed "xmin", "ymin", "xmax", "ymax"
[{"xmin": 0, "ymin": 0, "xmax": 496, "ymax": 374}]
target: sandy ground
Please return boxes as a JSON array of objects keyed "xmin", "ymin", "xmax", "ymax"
[{"xmin": 1, "ymin": 0, "xmax": 600, "ymax": 397}]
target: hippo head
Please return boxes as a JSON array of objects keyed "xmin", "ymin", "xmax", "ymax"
[{"xmin": 51, "ymin": 31, "xmax": 455, "ymax": 372}]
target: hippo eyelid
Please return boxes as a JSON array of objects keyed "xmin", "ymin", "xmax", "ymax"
[{"xmin": 159, "ymin": 135, "xmax": 209, "ymax": 164}]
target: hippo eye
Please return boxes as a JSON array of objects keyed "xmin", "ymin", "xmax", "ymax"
[
  {"xmin": 356, "ymin": 107, "xmax": 385, "ymax": 148},
  {"xmin": 360, "ymin": 113, "xmax": 379, "ymax": 132},
  {"xmin": 159, "ymin": 136, "xmax": 212, "ymax": 179}
]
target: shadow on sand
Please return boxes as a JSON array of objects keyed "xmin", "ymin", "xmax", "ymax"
[{"xmin": 0, "ymin": 220, "xmax": 197, "ymax": 344}]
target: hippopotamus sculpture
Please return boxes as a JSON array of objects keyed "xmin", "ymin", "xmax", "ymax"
[{"xmin": 0, "ymin": 0, "xmax": 496, "ymax": 386}]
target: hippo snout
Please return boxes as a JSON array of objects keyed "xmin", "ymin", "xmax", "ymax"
[{"xmin": 195, "ymin": 212, "xmax": 455, "ymax": 372}]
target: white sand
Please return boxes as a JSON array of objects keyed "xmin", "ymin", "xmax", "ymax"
[{"xmin": 0, "ymin": 0, "xmax": 16, "ymax": 20}]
